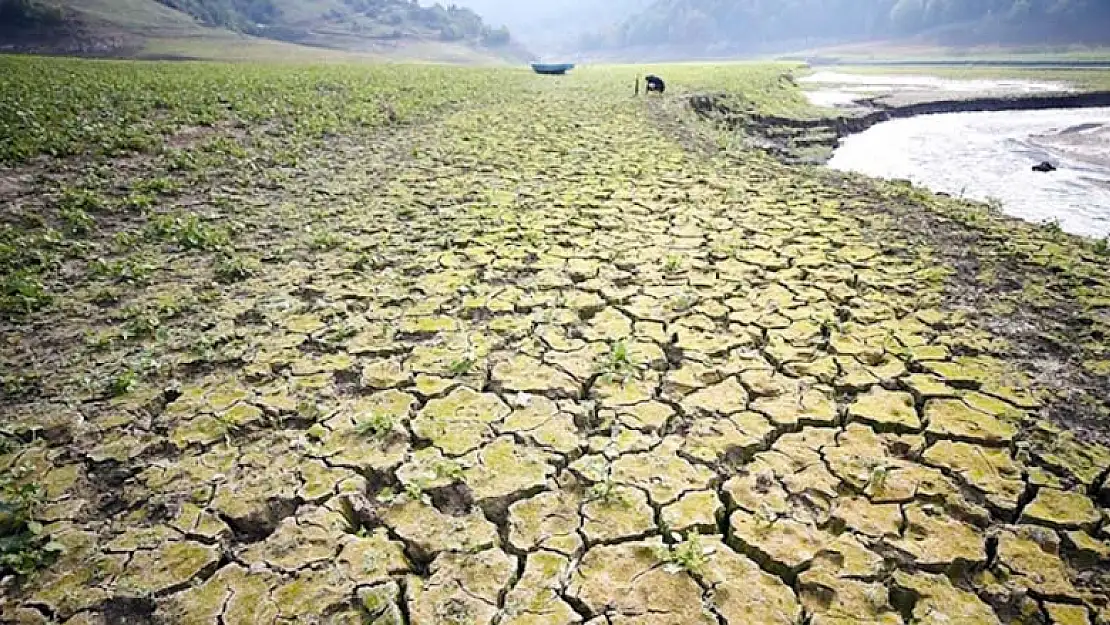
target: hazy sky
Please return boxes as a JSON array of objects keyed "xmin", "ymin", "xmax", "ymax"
[{"xmin": 444, "ymin": 0, "xmax": 651, "ymax": 54}]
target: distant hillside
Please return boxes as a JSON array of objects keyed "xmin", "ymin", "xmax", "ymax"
[
  {"xmin": 155, "ymin": 0, "xmax": 518, "ymax": 50},
  {"xmin": 1, "ymin": 0, "xmax": 200, "ymax": 56},
  {"xmin": 587, "ymin": 0, "xmax": 1110, "ymax": 58},
  {"xmin": 0, "ymin": 0, "xmax": 533, "ymax": 62}
]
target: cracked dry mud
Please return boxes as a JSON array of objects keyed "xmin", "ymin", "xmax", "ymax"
[{"xmin": 2, "ymin": 70, "xmax": 1110, "ymax": 625}]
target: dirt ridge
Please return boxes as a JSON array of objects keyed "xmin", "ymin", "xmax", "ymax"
[{"xmin": 691, "ymin": 90, "xmax": 1110, "ymax": 165}]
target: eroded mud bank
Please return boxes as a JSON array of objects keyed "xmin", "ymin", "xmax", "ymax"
[{"xmin": 690, "ymin": 89, "xmax": 1110, "ymax": 165}]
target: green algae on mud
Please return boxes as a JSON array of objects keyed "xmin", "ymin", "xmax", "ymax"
[{"xmin": 2, "ymin": 56, "xmax": 1110, "ymax": 624}]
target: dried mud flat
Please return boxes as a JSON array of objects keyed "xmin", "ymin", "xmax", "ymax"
[{"xmin": 2, "ymin": 69, "xmax": 1110, "ymax": 625}]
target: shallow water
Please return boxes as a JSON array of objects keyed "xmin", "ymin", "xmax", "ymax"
[
  {"xmin": 799, "ymin": 71, "xmax": 1073, "ymax": 108},
  {"xmin": 828, "ymin": 107, "xmax": 1110, "ymax": 238}
]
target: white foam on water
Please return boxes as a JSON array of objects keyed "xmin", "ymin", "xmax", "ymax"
[
  {"xmin": 828, "ymin": 107, "xmax": 1110, "ymax": 238},
  {"xmin": 800, "ymin": 71, "xmax": 1072, "ymax": 93},
  {"xmin": 800, "ymin": 71, "xmax": 1074, "ymax": 107}
]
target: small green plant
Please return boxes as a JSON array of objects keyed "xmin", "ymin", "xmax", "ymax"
[
  {"xmin": 1092, "ymin": 238, "xmax": 1109, "ymax": 257},
  {"xmin": 107, "ymin": 368, "xmax": 139, "ymax": 397},
  {"xmin": 1, "ymin": 271, "xmax": 52, "ymax": 317},
  {"xmin": 0, "ymin": 466, "xmax": 65, "ymax": 577},
  {"xmin": 211, "ymin": 411, "xmax": 240, "ymax": 444},
  {"xmin": 375, "ymin": 487, "xmax": 397, "ymax": 504},
  {"xmin": 586, "ymin": 479, "xmax": 625, "ymax": 505},
  {"xmin": 867, "ymin": 464, "xmax": 890, "ymax": 495},
  {"xmin": 196, "ymin": 288, "xmax": 220, "ymax": 304},
  {"xmin": 448, "ymin": 357, "xmax": 476, "ymax": 377},
  {"xmin": 144, "ymin": 214, "xmax": 180, "ymax": 240},
  {"xmin": 670, "ymin": 293, "xmax": 696, "ymax": 312},
  {"xmin": 144, "ymin": 214, "xmax": 228, "ymax": 251},
  {"xmin": 59, "ymin": 206, "xmax": 95, "ymax": 235},
  {"xmin": 132, "ymin": 177, "xmax": 178, "ymax": 196},
  {"xmin": 121, "ymin": 193, "xmax": 155, "ymax": 212},
  {"xmin": 654, "ymin": 532, "xmax": 712, "ymax": 576},
  {"xmin": 91, "ymin": 256, "xmax": 155, "ymax": 285},
  {"xmin": 309, "ymin": 231, "xmax": 343, "ymax": 251},
  {"xmin": 150, "ymin": 291, "xmax": 193, "ymax": 319},
  {"xmin": 662, "ymin": 254, "xmax": 683, "ymax": 274},
  {"xmin": 433, "ymin": 460, "xmax": 464, "ymax": 483},
  {"xmin": 402, "ymin": 481, "xmax": 430, "ymax": 504},
  {"xmin": 201, "ymin": 136, "xmax": 248, "ymax": 158},
  {"xmin": 58, "ymin": 188, "xmax": 106, "ymax": 214},
  {"xmin": 188, "ymin": 335, "xmax": 217, "ymax": 361},
  {"xmin": 214, "ymin": 253, "xmax": 259, "ymax": 283},
  {"xmin": 176, "ymin": 215, "xmax": 229, "ymax": 251},
  {"xmin": 319, "ymin": 324, "xmax": 358, "ymax": 348},
  {"xmin": 270, "ymin": 149, "xmax": 300, "ymax": 168},
  {"xmin": 599, "ymin": 340, "xmax": 637, "ymax": 382},
  {"xmin": 354, "ymin": 412, "xmax": 394, "ymax": 440},
  {"xmin": 121, "ymin": 308, "xmax": 161, "ymax": 340},
  {"xmin": 111, "ymin": 231, "xmax": 141, "ymax": 252},
  {"xmin": 165, "ymin": 149, "xmax": 199, "ymax": 172}
]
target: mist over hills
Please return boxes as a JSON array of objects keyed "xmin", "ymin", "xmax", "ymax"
[
  {"xmin": 447, "ymin": 0, "xmax": 651, "ymax": 57},
  {"xmin": 584, "ymin": 0, "xmax": 1110, "ymax": 58},
  {"xmin": 450, "ymin": 0, "xmax": 1110, "ymax": 60},
  {"xmin": 3, "ymin": 0, "xmax": 1108, "ymax": 62}
]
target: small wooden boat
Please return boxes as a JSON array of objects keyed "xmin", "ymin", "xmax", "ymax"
[{"xmin": 531, "ymin": 63, "xmax": 575, "ymax": 75}]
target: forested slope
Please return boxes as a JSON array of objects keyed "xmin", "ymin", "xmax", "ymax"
[
  {"xmin": 154, "ymin": 0, "xmax": 513, "ymax": 47},
  {"xmin": 587, "ymin": 0, "xmax": 1110, "ymax": 55},
  {"xmin": 0, "ymin": 0, "xmax": 528, "ymax": 61}
]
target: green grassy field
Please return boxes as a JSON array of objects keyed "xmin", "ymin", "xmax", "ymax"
[
  {"xmin": 608, "ymin": 62, "xmax": 821, "ymax": 117},
  {"xmin": 2, "ymin": 55, "xmax": 1110, "ymax": 624},
  {"xmin": 134, "ymin": 33, "xmax": 520, "ymax": 64}
]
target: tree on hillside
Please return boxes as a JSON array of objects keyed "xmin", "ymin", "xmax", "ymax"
[
  {"xmin": 591, "ymin": 0, "xmax": 1110, "ymax": 52},
  {"xmin": 155, "ymin": 0, "xmax": 279, "ymax": 30},
  {"xmin": 0, "ymin": 0, "xmax": 64, "ymax": 26},
  {"xmin": 481, "ymin": 25, "xmax": 510, "ymax": 46}
]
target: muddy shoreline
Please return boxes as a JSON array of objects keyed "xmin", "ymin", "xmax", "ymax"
[
  {"xmin": 691, "ymin": 90, "xmax": 1110, "ymax": 164},
  {"xmin": 681, "ymin": 86, "xmax": 1110, "ymax": 449}
]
